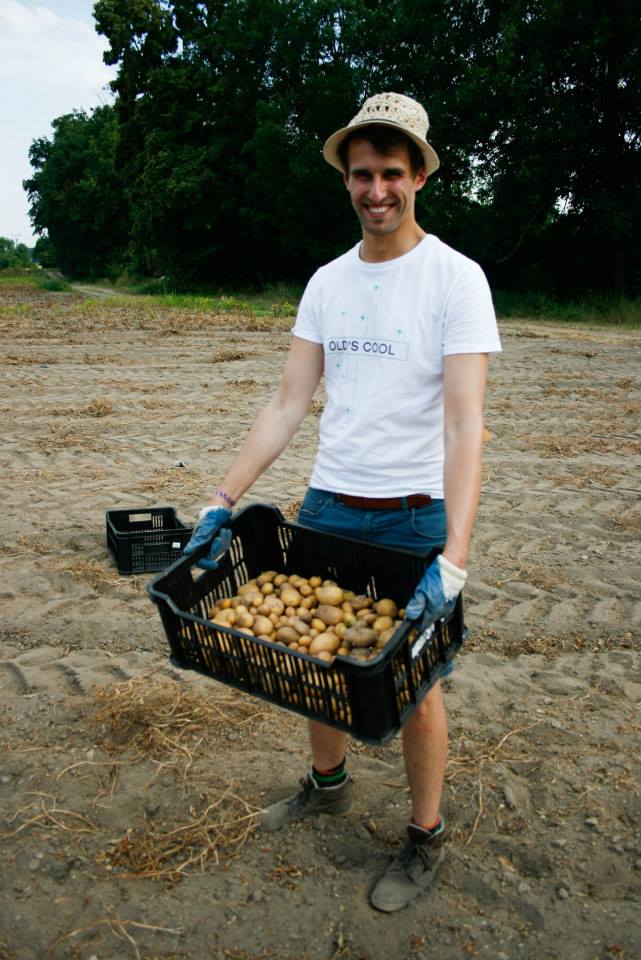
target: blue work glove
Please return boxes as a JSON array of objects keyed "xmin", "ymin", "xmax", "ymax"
[
  {"xmin": 183, "ymin": 505, "xmax": 232, "ymax": 570},
  {"xmin": 405, "ymin": 554, "xmax": 467, "ymax": 627}
]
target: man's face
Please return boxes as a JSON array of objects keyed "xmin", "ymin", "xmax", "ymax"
[{"xmin": 343, "ymin": 138, "xmax": 427, "ymax": 238}]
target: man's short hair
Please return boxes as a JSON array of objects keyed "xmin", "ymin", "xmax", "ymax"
[{"xmin": 337, "ymin": 124, "xmax": 426, "ymax": 176}]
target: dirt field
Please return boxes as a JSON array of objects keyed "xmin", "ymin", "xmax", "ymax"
[{"xmin": 1, "ymin": 282, "xmax": 640, "ymax": 960}]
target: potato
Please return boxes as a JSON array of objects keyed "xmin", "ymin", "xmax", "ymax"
[
  {"xmin": 276, "ymin": 626, "xmax": 299, "ymax": 645},
  {"xmin": 344, "ymin": 625, "xmax": 378, "ymax": 648},
  {"xmin": 212, "ymin": 614, "xmax": 232, "ymax": 629},
  {"xmin": 280, "ymin": 586, "xmax": 302, "ymax": 607},
  {"xmin": 257, "ymin": 570, "xmax": 277, "ymax": 585},
  {"xmin": 309, "ymin": 576, "xmax": 322, "ymax": 588},
  {"xmin": 240, "ymin": 589, "xmax": 263, "ymax": 607},
  {"xmin": 252, "ymin": 614, "xmax": 274, "ymax": 637},
  {"xmin": 263, "ymin": 596, "xmax": 285, "ymax": 616},
  {"xmin": 356, "ymin": 610, "xmax": 377, "ymax": 626},
  {"xmin": 314, "ymin": 585, "xmax": 344, "ymax": 606},
  {"xmin": 315, "ymin": 650, "xmax": 335, "ymax": 664},
  {"xmin": 351, "ymin": 594, "xmax": 372, "ymax": 611},
  {"xmin": 374, "ymin": 598, "xmax": 398, "ymax": 618},
  {"xmin": 309, "ymin": 632, "xmax": 340, "ymax": 655},
  {"xmin": 348, "ymin": 648, "xmax": 371, "ymax": 661},
  {"xmin": 299, "ymin": 582, "xmax": 313, "ymax": 597},
  {"xmin": 311, "ymin": 617, "xmax": 327, "ymax": 633},
  {"xmin": 274, "ymin": 573, "xmax": 288, "ymax": 586},
  {"xmin": 237, "ymin": 611, "xmax": 255, "ymax": 629},
  {"xmin": 378, "ymin": 626, "xmax": 396, "ymax": 645},
  {"xmin": 337, "ymin": 646, "xmax": 350, "ymax": 656},
  {"xmin": 373, "ymin": 615, "xmax": 394, "ymax": 634},
  {"xmin": 260, "ymin": 582, "xmax": 275, "ymax": 595},
  {"xmin": 291, "ymin": 617, "xmax": 311, "ymax": 636},
  {"xmin": 315, "ymin": 604, "xmax": 344, "ymax": 627},
  {"xmin": 238, "ymin": 579, "xmax": 257, "ymax": 594}
]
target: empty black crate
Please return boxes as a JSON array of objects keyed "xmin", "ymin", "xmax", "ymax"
[
  {"xmin": 107, "ymin": 507, "xmax": 193, "ymax": 574},
  {"xmin": 148, "ymin": 504, "xmax": 464, "ymax": 744}
]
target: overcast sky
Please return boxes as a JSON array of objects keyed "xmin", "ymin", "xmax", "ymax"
[{"xmin": 0, "ymin": 0, "xmax": 116, "ymax": 245}]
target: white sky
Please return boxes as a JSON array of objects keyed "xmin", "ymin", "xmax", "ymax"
[{"xmin": 0, "ymin": 0, "xmax": 116, "ymax": 245}]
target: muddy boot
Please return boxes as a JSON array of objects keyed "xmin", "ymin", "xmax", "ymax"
[
  {"xmin": 370, "ymin": 822, "xmax": 445, "ymax": 912},
  {"xmin": 260, "ymin": 772, "xmax": 353, "ymax": 832}
]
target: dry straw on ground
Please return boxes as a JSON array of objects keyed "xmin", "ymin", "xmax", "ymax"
[
  {"xmin": 93, "ymin": 676, "xmax": 264, "ymax": 759},
  {"xmin": 91, "ymin": 677, "xmax": 263, "ymax": 880}
]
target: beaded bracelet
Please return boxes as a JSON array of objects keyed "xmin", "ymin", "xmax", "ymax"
[{"xmin": 214, "ymin": 488, "xmax": 236, "ymax": 508}]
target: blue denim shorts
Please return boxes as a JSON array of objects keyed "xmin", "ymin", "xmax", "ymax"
[
  {"xmin": 297, "ymin": 487, "xmax": 454, "ymax": 677},
  {"xmin": 297, "ymin": 487, "xmax": 446, "ymax": 555}
]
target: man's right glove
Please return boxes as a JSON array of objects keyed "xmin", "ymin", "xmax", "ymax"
[
  {"xmin": 404, "ymin": 554, "xmax": 467, "ymax": 628},
  {"xmin": 183, "ymin": 505, "xmax": 232, "ymax": 570}
]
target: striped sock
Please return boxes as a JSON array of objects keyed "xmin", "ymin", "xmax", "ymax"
[
  {"xmin": 410, "ymin": 815, "xmax": 444, "ymax": 837},
  {"xmin": 312, "ymin": 759, "xmax": 347, "ymax": 788}
]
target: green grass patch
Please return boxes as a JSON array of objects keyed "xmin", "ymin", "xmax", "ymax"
[
  {"xmin": 494, "ymin": 290, "xmax": 641, "ymax": 327},
  {"xmin": 0, "ymin": 270, "xmax": 72, "ymax": 292},
  {"xmin": 113, "ymin": 279, "xmax": 303, "ymax": 319}
]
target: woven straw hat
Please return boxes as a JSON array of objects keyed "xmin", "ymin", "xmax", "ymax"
[{"xmin": 323, "ymin": 92, "xmax": 440, "ymax": 177}]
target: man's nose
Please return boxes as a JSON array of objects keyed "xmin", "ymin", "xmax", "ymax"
[{"xmin": 367, "ymin": 176, "xmax": 386, "ymax": 201}]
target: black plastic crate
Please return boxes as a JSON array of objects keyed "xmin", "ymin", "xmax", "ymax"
[
  {"xmin": 107, "ymin": 507, "xmax": 193, "ymax": 574},
  {"xmin": 148, "ymin": 504, "xmax": 464, "ymax": 744}
]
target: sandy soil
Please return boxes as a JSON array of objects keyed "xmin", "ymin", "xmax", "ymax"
[{"xmin": 1, "ymin": 282, "xmax": 640, "ymax": 960}]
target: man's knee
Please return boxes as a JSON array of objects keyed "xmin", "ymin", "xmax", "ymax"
[{"xmin": 407, "ymin": 681, "xmax": 445, "ymax": 726}]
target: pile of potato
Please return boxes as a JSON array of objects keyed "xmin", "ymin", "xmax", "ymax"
[{"xmin": 207, "ymin": 570, "xmax": 404, "ymax": 665}]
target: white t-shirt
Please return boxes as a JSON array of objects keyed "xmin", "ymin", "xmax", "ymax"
[{"xmin": 292, "ymin": 234, "xmax": 502, "ymax": 498}]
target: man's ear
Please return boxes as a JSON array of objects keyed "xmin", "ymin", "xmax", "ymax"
[{"xmin": 414, "ymin": 167, "xmax": 428, "ymax": 192}]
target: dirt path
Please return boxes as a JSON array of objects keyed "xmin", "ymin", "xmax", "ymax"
[
  {"xmin": 70, "ymin": 283, "xmax": 132, "ymax": 298},
  {"xmin": 1, "ymin": 283, "xmax": 640, "ymax": 960}
]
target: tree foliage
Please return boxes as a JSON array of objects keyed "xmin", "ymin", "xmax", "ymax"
[
  {"xmin": 0, "ymin": 237, "xmax": 33, "ymax": 270},
  {"xmin": 24, "ymin": 0, "xmax": 641, "ymax": 294},
  {"xmin": 23, "ymin": 106, "xmax": 127, "ymax": 279}
]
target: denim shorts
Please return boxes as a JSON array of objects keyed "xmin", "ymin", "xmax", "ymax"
[
  {"xmin": 297, "ymin": 487, "xmax": 454, "ymax": 677},
  {"xmin": 297, "ymin": 487, "xmax": 446, "ymax": 555}
]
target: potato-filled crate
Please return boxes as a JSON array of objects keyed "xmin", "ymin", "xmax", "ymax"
[
  {"xmin": 107, "ymin": 507, "xmax": 193, "ymax": 575},
  {"xmin": 148, "ymin": 504, "xmax": 464, "ymax": 744}
]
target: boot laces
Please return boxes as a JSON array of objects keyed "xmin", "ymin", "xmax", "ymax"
[
  {"xmin": 394, "ymin": 836, "xmax": 434, "ymax": 880},
  {"xmin": 289, "ymin": 775, "xmax": 315, "ymax": 814}
]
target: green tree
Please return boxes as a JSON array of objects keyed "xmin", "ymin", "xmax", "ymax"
[
  {"xmin": 471, "ymin": 0, "xmax": 641, "ymax": 294},
  {"xmin": 0, "ymin": 237, "xmax": 33, "ymax": 270},
  {"xmin": 25, "ymin": 0, "xmax": 640, "ymax": 293},
  {"xmin": 23, "ymin": 105, "xmax": 127, "ymax": 279}
]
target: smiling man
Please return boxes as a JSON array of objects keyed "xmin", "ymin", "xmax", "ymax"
[{"xmin": 185, "ymin": 92, "xmax": 502, "ymax": 912}]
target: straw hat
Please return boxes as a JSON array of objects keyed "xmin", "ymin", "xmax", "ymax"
[{"xmin": 323, "ymin": 92, "xmax": 440, "ymax": 177}]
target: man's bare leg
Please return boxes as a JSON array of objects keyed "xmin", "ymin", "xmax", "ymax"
[
  {"xmin": 401, "ymin": 681, "xmax": 448, "ymax": 826},
  {"xmin": 260, "ymin": 719, "xmax": 351, "ymax": 830},
  {"xmin": 309, "ymin": 719, "xmax": 348, "ymax": 770}
]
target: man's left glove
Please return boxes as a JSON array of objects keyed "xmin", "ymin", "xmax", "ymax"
[
  {"xmin": 405, "ymin": 554, "xmax": 467, "ymax": 627},
  {"xmin": 183, "ymin": 505, "xmax": 232, "ymax": 570}
]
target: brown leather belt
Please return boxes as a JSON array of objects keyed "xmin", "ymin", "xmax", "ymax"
[{"xmin": 336, "ymin": 493, "xmax": 433, "ymax": 511}]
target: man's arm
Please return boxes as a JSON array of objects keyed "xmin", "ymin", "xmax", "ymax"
[
  {"xmin": 206, "ymin": 336, "xmax": 324, "ymax": 508},
  {"xmin": 441, "ymin": 353, "xmax": 489, "ymax": 570}
]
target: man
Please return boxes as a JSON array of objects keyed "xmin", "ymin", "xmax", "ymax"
[{"xmin": 185, "ymin": 92, "xmax": 501, "ymax": 912}]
